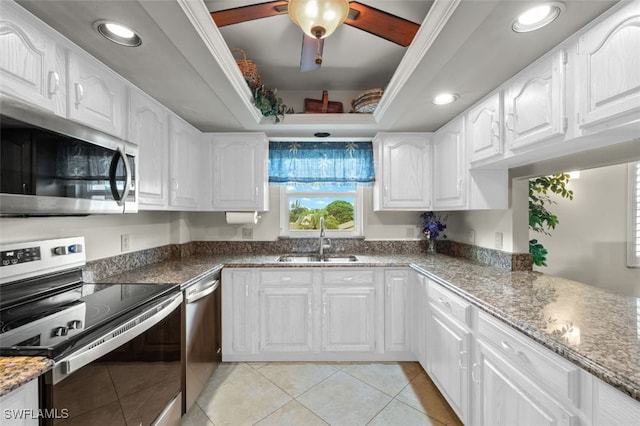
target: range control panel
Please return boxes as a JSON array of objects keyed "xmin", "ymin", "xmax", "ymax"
[
  {"xmin": 0, "ymin": 237, "xmax": 86, "ymax": 284},
  {"xmin": 1, "ymin": 246, "xmax": 41, "ymax": 267}
]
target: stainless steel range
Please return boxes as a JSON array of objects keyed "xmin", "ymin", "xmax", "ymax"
[{"xmin": 0, "ymin": 237, "xmax": 183, "ymax": 426}]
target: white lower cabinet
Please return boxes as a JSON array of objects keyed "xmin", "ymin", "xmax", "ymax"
[
  {"xmin": 0, "ymin": 379, "xmax": 39, "ymax": 426},
  {"xmin": 474, "ymin": 340, "xmax": 576, "ymax": 426},
  {"xmin": 426, "ymin": 281, "xmax": 472, "ymax": 424},
  {"xmin": 384, "ymin": 269, "xmax": 409, "ymax": 353},
  {"xmin": 222, "ymin": 269, "xmax": 257, "ymax": 356},
  {"xmin": 321, "ymin": 286, "xmax": 376, "ymax": 352},
  {"xmin": 259, "ymin": 286, "xmax": 314, "ymax": 353}
]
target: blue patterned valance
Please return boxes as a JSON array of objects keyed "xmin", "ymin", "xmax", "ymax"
[{"xmin": 269, "ymin": 141, "xmax": 375, "ymax": 185}]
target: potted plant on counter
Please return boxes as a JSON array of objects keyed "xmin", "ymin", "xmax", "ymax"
[{"xmin": 420, "ymin": 211, "xmax": 447, "ymax": 254}]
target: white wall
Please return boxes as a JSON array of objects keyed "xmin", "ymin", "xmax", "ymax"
[
  {"xmin": 0, "ymin": 212, "xmax": 177, "ymax": 261},
  {"xmin": 185, "ymin": 186, "xmax": 423, "ymax": 241},
  {"xmin": 530, "ymin": 163, "xmax": 640, "ymax": 297}
]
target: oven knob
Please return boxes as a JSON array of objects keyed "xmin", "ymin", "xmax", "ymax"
[
  {"xmin": 52, "ymin": 326, "xmax": 68, "ymax": 337},
  {"xmin": 67, "ymin": 320, "xmax": 83, "ymax": 330},
  {"xmin": 68, "ymin": 244, "xmax": 83, "ymax": 254},
  {"xmin": 52, "ymin": 246, "xmax": 67, "ymax": 256}
]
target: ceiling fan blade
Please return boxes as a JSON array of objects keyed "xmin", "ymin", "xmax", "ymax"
[
  {"xmin": 300, "ymin": 34, "xmax": 324, "ymax": 72},
  {"xmin": 211, "ymin": 1, "xmax": 288, "ymax": 27},
  {"xmin": 345, "ymin": 1, "xmax": 420, "ymax": 47}
]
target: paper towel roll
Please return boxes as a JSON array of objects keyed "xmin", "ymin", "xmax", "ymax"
[{"xmin": 226, "ymin": 211, "xmax": 259, "ymax": 224}]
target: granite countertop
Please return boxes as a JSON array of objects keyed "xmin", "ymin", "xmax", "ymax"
[
  {"xmin": 0, "ymin": 356, "xmax": 54, "ymax": 397},
  {"xmin": 94, "ymin": 252, "xmax": 640, "ymax": 402}
]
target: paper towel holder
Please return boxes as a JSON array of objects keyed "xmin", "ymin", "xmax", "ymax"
[{"xmin": 225, "ymin": 211, "xmax": 261, "ymax": 225}]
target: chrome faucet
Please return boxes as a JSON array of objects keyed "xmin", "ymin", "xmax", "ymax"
[{"xmin": 319, "ymin": 217, "xmax": 331, "ymax": 257}]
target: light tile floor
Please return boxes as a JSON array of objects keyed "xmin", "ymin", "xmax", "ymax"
[{"xmin": 182, "ymin": 362, "xmax": 463, "ymax": 426}]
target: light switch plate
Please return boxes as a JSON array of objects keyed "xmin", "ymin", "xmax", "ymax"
[
  {"xmin": 469, "ymin": 230, "xmax": 475, "ymax": 244},
  {"xmin": 121, "ymin": 234, "xmax": 130, "ymax": 252},
  {"xmin": 494, "ymin": 232, "xmax": 503, "ymax": 249}
]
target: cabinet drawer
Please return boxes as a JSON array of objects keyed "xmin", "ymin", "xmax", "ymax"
[
  {"xmin": 477, "ymin": 311, "xmax": 579, "ymax": 403},
  {"xmin": 428, "ymin": 281, "xmax": 471, "ymax": 326},
  {"xmin": 260, "ymin": 270, "xmax": 313, "ymax": 284},
  {"xmin": 321, "ymin": 269, "xmax": 375, "ymax": 285}
]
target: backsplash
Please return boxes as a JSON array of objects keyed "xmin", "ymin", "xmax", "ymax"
[{"xmin": 85, "ymin": 239, "xmax": 532, "ymax": 281}]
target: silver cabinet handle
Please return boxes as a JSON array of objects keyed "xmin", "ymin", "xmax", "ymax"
[
  {"xmin": 48, "ymin": 71, "xmax": 60, "ymax": 95},
  {"xmin": 472, "ymin": 362, "xmax": 481, "ymax": 383},
  {"xmin": 75, "ymin": 82, "xmax": 84, "ymax": 105},
  {"xmin": 505, "ymin": 112, "xmax": 515, "ymax": 131},
  {"xmin": 245, "ymin": 284, "xmax": 249, "ymax": 298},
  {"xmin": 387, "ymin": 283, "xmax": 391, "ymax": 296},
  {"xmin": 490, "ymin": 120, "xmax": 500, "ymax": 140},
  {"xmin": 438, "ymin": 297, "xmax": 451, "ymax": 309},
  {"xmin": 458, "ymin": 350, "xmax": 467, "ymax": 369}
]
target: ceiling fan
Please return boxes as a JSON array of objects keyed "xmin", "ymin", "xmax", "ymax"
[{"xmin": 210, "ymin": 1, "xmax": 420, "ymax": 72}]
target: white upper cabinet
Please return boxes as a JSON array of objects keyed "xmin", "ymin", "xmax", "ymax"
[
  {"xmin": 576, "ymin": 1, "xmax": 640, "ymax": 132},
  {"xmin": 433, "ymin": 116, "xmax": 467, "ymax": 210},
  {"xmin": 467, "ymin": 92, "xmax": 503, "ymax": 164},
  {"xmin": 208, "ymin": 133, "xmax": 269, "ymax": 212},
  {"xmin": 67, "ymin": 50, "xmax": 125, "ymax": 138},
  {"xmin": 504, "ymin": 50, "xmax": 567, "ymax": 152},
  {"xmin": 129, "ymin": 89, "xmax": 169, "ymax": 208},
  {"xmin": 0, "ymin": 1, "xmax": 63, "ymax": 114},
  {"xmin": 169, "ymin": 115, "xmax": 203, "ymax": 210},
  {"xmin": 373, "ymin": 133, "xmax": 432, "ymax": 211}
]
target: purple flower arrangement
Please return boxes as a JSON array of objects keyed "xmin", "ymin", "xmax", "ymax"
[{"xmin": 420, "ymin": 211, "xmax": 447, "ymax": 240}]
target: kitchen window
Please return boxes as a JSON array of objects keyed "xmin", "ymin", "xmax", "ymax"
[
  {"xmin": 269, "ymin": 141, "xmax": 374, "ymax": 238},
  {"xmin": 628, "ymin": 161, "xmax": 640, "ymax": 267}
]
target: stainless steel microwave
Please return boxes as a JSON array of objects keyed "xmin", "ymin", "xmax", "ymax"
[{"xmin": 0, "ymin": 101, "xmax": 137, "ymax": 215}]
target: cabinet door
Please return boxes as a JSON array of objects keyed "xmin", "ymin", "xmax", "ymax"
[
  {"xmin": 67, "ymin": 51, "xmax": 125, "ymax": 138},
  {"xmin": 129, "ymin": 89, "xmax": 168, "ymax": 207},
  {"xmin": 577, "ymin": 1, "xmax": 640, "ymax": 131},
  {"xmin": 433, "ymin": 117, "xmax": 467, "ymax": 210},
  {"xmin": 374, "ymin": 133, "xmax": 432, "ymax": 210},
  {"xmin": 474, "ymin": 341, "xmax": 575, "ymax": 426},
  {"xmin": 504, "ymin": 50, "xmax": 566, "ymax": 151},
  {"xmin": 384, "ymin": 270, "xmax": 408, "ymax": 352},
  {"xmin": 428, "ymin": 304, "xmax": 471, "ymax": 424},
  {"xmin": 0, "ymin": 379, "xmax": 39, "ymax": 426},
  {"xmin": 169, "ymin": 115, "xmax": 201, "ymax": 209},
  {"xmin": 414, "ymin": 274, "xmax": 429, "ymax": 370},
  {"xmin": 321, "ymin": 286, "xmax": 376, "ymax": 352},
  {"xmin": 467, "ymin": 92, "xmax": 503, "ymax": 164},
  {"xmin": 221, "ymin": 270, "xmax": 256, "ymax": 356},
  {"xmin": 259, "ymin": 286, "xmax": 313, "ymax": 352},
  {"xmin": 0, "ymin": 1, "xmax": 62, "ymax": 113},
  {"xmin": 210, "ymin": 133, "xmax": 268, "ymax": 211}
]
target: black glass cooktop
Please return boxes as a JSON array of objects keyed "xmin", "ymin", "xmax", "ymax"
[{"xmin": 0, "ymin": 272, "xmax": 178, "ymax": 359}]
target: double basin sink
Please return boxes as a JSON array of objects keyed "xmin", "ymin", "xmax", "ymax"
[{"xmin": 277, "ymin": 254, "xmax": 359, "ymax": 263}]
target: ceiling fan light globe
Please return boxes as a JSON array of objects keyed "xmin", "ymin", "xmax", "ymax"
[{"xmin": 288, "ymin": 0, "xmax": 349, "ymax": 39}]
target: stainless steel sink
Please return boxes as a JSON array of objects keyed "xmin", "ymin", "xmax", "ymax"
[{"xmin": 277, "ymin": 254, "xmax": 358, "ymax": 263}]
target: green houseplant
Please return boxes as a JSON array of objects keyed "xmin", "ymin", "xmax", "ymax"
[
  {"xmin": 252, "ymin": 85, "xmax": 293, "ymax": 123},
  {"xmin": 529, "ymin": 173, "xmax": 574, "ymax": 266}
]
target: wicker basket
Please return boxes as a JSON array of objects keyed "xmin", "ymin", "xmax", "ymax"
[
  {"xmin": 351, "ymin": 88, "xmax": 384, "ymax": 113},
  {"xmin": 232, "ymin": 48, "xmax": 260, "ymax": 87}
]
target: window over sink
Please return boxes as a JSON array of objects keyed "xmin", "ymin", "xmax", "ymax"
[{"xmin": 269, "ymin": 141, "xmax": 373, "ymax": 238}]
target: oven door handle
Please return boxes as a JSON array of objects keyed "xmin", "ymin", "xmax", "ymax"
[{"xmin": 54, "ymin": 293, "xmax": 183, "ymax": 384}]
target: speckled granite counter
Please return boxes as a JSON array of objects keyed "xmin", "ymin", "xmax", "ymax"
[
  {"xmin": 0, "ymin": 356, "xmax": 54, "ymax": 397},
  {"xmin": 95, "ymin": 252, "xmax": 640, "ymax": 402}
]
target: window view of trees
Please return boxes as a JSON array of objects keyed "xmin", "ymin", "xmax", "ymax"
[{"xmin": 289, "ymin": 198, "xmax": 354, "ymax": 231}]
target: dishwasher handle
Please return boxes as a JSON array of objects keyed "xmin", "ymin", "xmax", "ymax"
[{"xmin": 186, "ymin": 279, "xmax": 219, "ymax": 304}]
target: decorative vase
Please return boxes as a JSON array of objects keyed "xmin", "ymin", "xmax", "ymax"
[{"xmin": 427, "ymin": 239, "xmax": 436, "ymax": 254}]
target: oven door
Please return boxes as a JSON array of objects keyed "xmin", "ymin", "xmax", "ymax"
[{"xmin": 42, "ymin": 293, "xmax": 182, "ymax": 426}]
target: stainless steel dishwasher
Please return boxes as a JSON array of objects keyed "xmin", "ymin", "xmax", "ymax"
[{"xmin": 183, "ymin": 268, "xmax": 222, "ymax": 412}]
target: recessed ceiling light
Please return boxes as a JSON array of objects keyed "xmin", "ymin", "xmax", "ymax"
[
  {"xmin": 512, "ymin": 2, "xmax": 564, "ymax": 33},
  {"xmin": 94, "ymin": 20, "xmax": 142, "ymax": 47},
  {"xmin": 432, "ymin": 93, "xmax": 459, "ymax": 105}
]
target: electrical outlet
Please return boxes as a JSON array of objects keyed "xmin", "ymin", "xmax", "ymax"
[
  {"xmin": 242, "ymin": 228, "xmax": 254, "ymax": 240},
  {"xmin": 121, "ymin": 234, "xmax": 130, "ymax": 252},
  {"xmin": 405, "ymin": 227, "xmax": 414, "ymax": 238},
  {"xmin": 469, "ymin": 230, "xmax": 475, "ymax": 244},
  {"xmin": 494, "ymin": 232, "xmax": 503, "ymax": 250}
]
